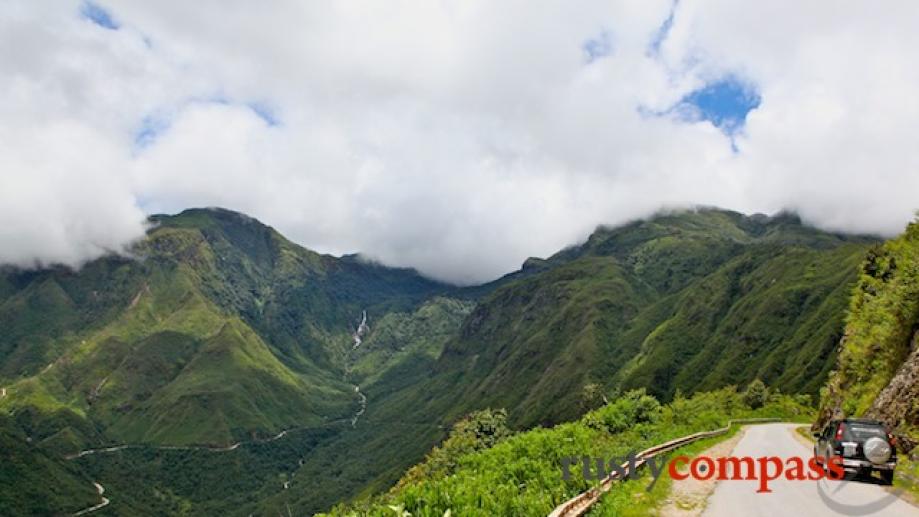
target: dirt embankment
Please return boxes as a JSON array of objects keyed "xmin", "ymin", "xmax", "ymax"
[{"xmin": 658, "ymin": 428, "xmax": 750, "ymax": 517}]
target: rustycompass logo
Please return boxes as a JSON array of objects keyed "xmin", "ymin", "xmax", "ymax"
[
  {"xmin": 816, "ymin": 475, "xmax": 906, "ymax": 516},
  {"xmin": 562, "ymin": 453, "xmax": 846, "ymax": 493},
  {"xmin": 665, "ymin": 454, "xmax": 844, "ymax": 493}
]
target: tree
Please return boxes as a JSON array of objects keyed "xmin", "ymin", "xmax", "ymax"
[
  {"xmin": 585, "ymin": 389, "xmax": 661, "ymax": 433},
  {"xmin": 580, "ymin": 383, "xmax": 609, "ymax": 411},
  {"xmin": 743, "ymin": 379, "xmax": 768, "ymax": 409}
]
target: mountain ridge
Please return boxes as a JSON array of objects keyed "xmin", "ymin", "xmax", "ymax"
[{"xmin": 0, "ymin": 205, "xmax": 883, "ymax": 515}]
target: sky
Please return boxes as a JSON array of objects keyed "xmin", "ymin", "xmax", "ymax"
[{"xmin": 1, "ymin": 1, "xmax": 918, "ymax": 285}]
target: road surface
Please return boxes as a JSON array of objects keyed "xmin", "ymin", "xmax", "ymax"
[
  {"xmin": 704, "ymin": 423, "xmax": 919, "ymax": 516},
  {"xmin": 72, "ymin": 481, "xmax": 109, "ymax": 516}
]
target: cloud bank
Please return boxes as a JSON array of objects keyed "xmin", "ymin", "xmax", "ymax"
[{"xmin": 1, "ymin": 1, "xmax": 918, "ymax": 283}]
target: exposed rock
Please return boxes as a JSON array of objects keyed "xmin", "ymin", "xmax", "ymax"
[{"xmin": 866, "ymin": 330, "xmax": 919, "ymax": 452}]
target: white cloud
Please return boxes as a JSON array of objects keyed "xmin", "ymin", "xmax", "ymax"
[
  {"xmin": 1, "ymin": 0, "xmax": 917, "ymax": 283},
  {"xmin": 0, "ymin": 119, "xmax": 146, "ymax": 268}
]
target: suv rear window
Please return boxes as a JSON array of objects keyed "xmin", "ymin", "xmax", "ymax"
[{"xmin": 843, "ymin": 423, "xmax": 886, "ymax": 441}]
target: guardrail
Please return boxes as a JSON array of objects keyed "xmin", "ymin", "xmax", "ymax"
[{"xmin": 546, "ymin": 418, "xmax": 781, "ymax": 517}]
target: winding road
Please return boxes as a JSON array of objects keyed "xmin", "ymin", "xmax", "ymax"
[
  {"xmin": 65, "ymin": 424, "xmax": 337, "ymax": 459},
  {"xmin": 72, "ymin": 481, "xmax": 109, "ymax": 516},
  {"xmin": 703, "ymin": 423, "xmax": 919, "ymax": 516}
]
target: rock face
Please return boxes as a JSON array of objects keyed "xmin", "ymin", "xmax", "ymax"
[
  {"xmin": 816, "ymin": 217, "xmax": 919, "ymax": 446},
  {"xmin": 867, "ymin": 330, "xmax": 919, "ymax": 451}
]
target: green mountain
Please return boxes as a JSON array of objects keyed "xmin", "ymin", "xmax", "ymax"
[
  {"xmin": 414, "ymin": 209, "xmax": 873, "ymax": 427},
  {"xmin": 819, "ymin": 216, "xmax": 919, "ymax": 439},
  {"xmin": 0, "ymin": 208, "xmax": 453, "ymax": 449},
  {"xmin": 267, "ymin": 209, "xmax": 877, "ymax": 515},
  {"xmin": 0, "ymin": 413, "xmax": 101, "ymax": 516},
  {"xmin": 323, "ymin": 388, "xmax": 813, "ymax": 517},
  {"xmin": 0, "ymin": 207, "xmax": 879, "ymax": 515},
  {"xmin": 0, "ymin": 208, "xmax": 472, "ymax": 515}
]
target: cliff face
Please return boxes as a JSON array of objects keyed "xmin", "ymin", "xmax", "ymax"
[
  {"xmin": 818, "ymin": 217, "xmax": 919, "ymax": 450},
  {"xmin": 867, "ymin": 330, "xmax": 919, "ymax": 445}
]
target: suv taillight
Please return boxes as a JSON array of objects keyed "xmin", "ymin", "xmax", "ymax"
[
  {"xmin": 835, "ymin": 422, "xmax": 845, "ymax": 441},
  {"xmin": 888, "ymin": 433, "xmax": 898, "ymax": 446}
]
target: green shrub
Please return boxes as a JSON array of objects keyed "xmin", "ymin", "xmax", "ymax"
[
  {"xmin": 743, "ymin": 379, "xmax": 768, "ymax": 409},
  {"xmin": 322, "ymin": 388, "xmax": 811, "ymax": 516},
  {"xmin": 585, "ymin": 389, "xmax": 661, "ymax": 433},
  {"xmin": 396, "ymin": 408, "xmax": 511, "ymax": 488},
  {"xmin": 820, "ymin": 216, "xmax": 919, "ymax": 424},
  {"xmin": 579, "ymin": 383, "xmax": 609, "ymax": 411}
]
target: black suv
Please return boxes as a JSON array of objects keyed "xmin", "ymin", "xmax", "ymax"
[{"xmin": 814, "ymin": 418, "xmax": 897, "ymax": 484}]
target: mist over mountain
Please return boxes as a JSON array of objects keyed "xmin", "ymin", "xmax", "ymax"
[
  {"xmin": 3, "ymin": 2, "xmax": 919, "ymax": 283},
  {"xmin": 3, "ymin": 3, "xmax": 918, "ymax": 516},
  {"xmin": 0, "ymin": 206, "xmax": 883, "ymax": 515}
]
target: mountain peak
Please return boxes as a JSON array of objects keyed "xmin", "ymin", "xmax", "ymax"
[{"xmin": 149, "ymin": 207, "xmax": 264, "ymax": 230}]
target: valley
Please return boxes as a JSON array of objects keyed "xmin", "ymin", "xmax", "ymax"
[{"xmin": 0, "ymin": 206, "xmax": 896, "ymax": 515}]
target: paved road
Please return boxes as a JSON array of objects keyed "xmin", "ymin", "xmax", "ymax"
[
  {"xmin": 72, "ymin": 481, "xmax": 109, "ymax": 516},
  {"xmin": 704, "ymin": 423, "xmax": 919, "ymax": 516}
]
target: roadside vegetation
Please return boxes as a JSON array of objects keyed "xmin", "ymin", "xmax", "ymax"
[
  {"xmin": 893, "ymin": 455, "xmax": 919, "ymax": 504},
  {"xmin": 587, "ymin": 422, "xmax": 748, "ymax": 516},
  {"xmin": 323, "ymin": 382, "xmax": 812, "ymax": 516},
  {"xmin": 0, "ymin": 208, "xmax": 876, "ymax": 514},
  {"xmin": 821, "ymin": 216, "xmax": 919, "ymax": 422}
]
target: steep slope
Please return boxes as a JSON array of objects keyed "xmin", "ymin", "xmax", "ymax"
[
  {"xmin": 431, "ymin": 209, "xmax": 874, "ymax": 428},
  {"xmin": 0, "ymin": 207, "xmax": 882, "ymax": 516},
  {"xmin": 0, "ymin": 208, "xmax": 452, "ymax": 448},
  {"xmin": 0, "ymin": 414, "xmax": 101, "ymax": 515},
  {"xmin": 263, "ymin": 209, "xmax": 878, "ymax": 515},
  {"xmin": 819, "ymin": 216, "xmax": 919, "ymax": 438},
  {"xmin": 322, "ymin": 389, "xmax": 812, "ymax": 517},
  {"xmin": 0, "ymin": 207, "xmax": 466, "ymax": 515},
  {"xmin": 102, "ymin": 320, "xmax": 338, "ymax": 445}
]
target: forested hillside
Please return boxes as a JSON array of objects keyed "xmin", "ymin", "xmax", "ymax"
[
  {"xmin": 323, "ymin": 387, "xmax": 812, "ymax": 516},
  {"xmin": 0, "ymin": 208, "xmax": 468, "ymax": 514},
  {"xmin": 271, "ymin": 209, "xmax": 878, "ymax": 515},
  {"xmin": 819, "ymin": 216, "xmax": 919, "ymax": 440},
  {"xmin": 0, "ymin": 207, "xmax": 879, "ymax": 515},
  {"xmin": 418, "ymin": 210, "xmax": 874, "ymax": 429}
]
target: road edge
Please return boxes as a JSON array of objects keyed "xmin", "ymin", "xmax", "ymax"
[
  {"xmin": 788, "ymin": 424, "xmax": 919, "ymax": 510},
  {"xmin": 657, "ymin": 425, "xmax": 751, "ymax": 517}
]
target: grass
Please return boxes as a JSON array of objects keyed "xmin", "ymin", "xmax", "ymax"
[
  {"xmin": 795, "ymin": 425, "xmax": 816, "ymax": 443},
  {"xmin": 892, "ymin": 455, "xmax": 919, "ymax": 504},
  {"xmin": 0, "ymin": 207, "xmax": 876, "ymax": 515},
  {"xmin": 820, "ymin": 217, "xmax": 919, "ymax": 419},
  {"xmin": 322, "ymin": 388, "xmax": 813, "ymax": 516},
  {"xmin": 429, "ymin": 211, "xmax": 872, "ymax": 434},
  {"xmin": 587, "ymin": 423, "xmax": 747, "ymax": 516}
]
